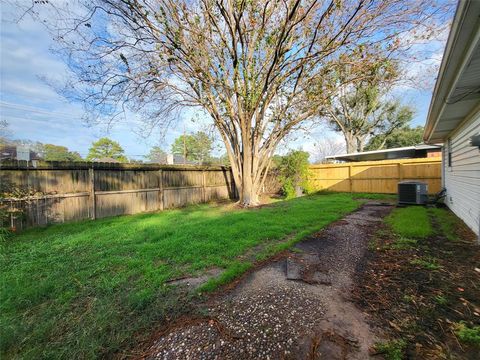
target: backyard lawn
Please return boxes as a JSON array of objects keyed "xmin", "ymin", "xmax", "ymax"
[{"xmin": 0, "ymin": 193, "xmax": 359, "ymax": 359}]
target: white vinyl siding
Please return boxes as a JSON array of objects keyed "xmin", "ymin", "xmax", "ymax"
[{"xmin": 443, "ymin": 108, "xmax": 480, "ymax": 237}]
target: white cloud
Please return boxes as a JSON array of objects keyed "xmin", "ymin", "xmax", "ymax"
[
  {"xmin": 0, "ymin": 1, "xmax": 201, "ymax": 158},
  {"xmin": 0, "ymin": 1, "xmax": 452, "ymax": 160}
]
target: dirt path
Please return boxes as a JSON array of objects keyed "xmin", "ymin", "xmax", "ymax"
[{"xmin": 145, "ymin": 202, "xmax": 393, "ymax": 359}]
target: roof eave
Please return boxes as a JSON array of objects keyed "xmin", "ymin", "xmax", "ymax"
[{"xmin": 424, "ymin": 0, "xmax": 480, "ymax": 144}]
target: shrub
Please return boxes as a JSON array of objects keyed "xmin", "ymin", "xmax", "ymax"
[
  {"xmin": 374, "ymin": 339, "xmax": 407, "ymax": 360},
  {"xmin": 0, "ymin": 181, "xmax": 43, "ymax": 233},
  {"xmin": 0, "ymin": 226, "xmax": 12, "ymax": 243},
  {"xmin": 277, "ymin": 150, "xmax": 312, "ymax": 199}
]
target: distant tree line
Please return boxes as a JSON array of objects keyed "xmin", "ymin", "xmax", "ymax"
[{"xmin": 1, "ymin": 122, "xmax": 229, "ymax": 165}]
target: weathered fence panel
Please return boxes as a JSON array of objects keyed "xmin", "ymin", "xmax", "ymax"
[
  {"xmin": 309, "ymin": 157, "xmax": 442, "ymax": 194},
  {"xmin": 0, "ymin": 162, "xmax": 236, "ymax": 230},
  {"xmin": 1, "ymin": 157, "xmax": 442, "ymax": 230}
]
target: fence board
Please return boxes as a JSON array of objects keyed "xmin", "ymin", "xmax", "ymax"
[
  {"xmin": 309, "ymin": 157, "xmax": 442, "ymax": 194},
  {"xmin": 1, "ymin": 157, "xmax": 442, "ymax": 230},
  {"xmin": 0, "ymin": 162, "xmax": 235, "ymax": 230}
]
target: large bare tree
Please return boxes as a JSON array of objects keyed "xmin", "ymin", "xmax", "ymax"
[
  {"xmin": 313, "ymin": 137, "xmax": 345, "ymax": 163},
  {"xmin": 19, "ymin": 0, "xmax": 450, "ymax": 205}
]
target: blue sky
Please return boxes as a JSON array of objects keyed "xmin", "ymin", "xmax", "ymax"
[
  {"xmin": 0, "ymin": 2, "xmax": 449, "ymax": 159},
  {"xmin": 0, "ymin": 3, "xmax": 211, "ymax": 159}
]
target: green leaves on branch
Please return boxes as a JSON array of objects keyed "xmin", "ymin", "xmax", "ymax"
[
  {"xmin": 319, "ymin": 50, "xmax": 415, "ymax": 153},
  {"xmin": 86, "ymin": 137, "xmax": 128, "ymax": 163},
  {"xmin": 43, "ymin": 144, "xmax": 83, "ymax": 162},
  {"xmin": 365, "ymin": 125, "xmax": 424, "ymax": 151},
  {"xmin": 276, "ymin": 150, "xmax": 312, "ymax": 199},
  {"xmin": 145, "ymin": 146, "xmax": 168, "ymax": 163},
  {"xmin": 171, "ymin": 131, "xmax": 213, "ymax": 164}
]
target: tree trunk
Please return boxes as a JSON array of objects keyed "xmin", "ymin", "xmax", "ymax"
[
  {"xmin": 240, "ymin": 175, "xmax": 260, "ymax": 206},
  {"xmin": 231, "ymin": 163, "xmax": 261, "ymax": 207},
  {"xmin": 344, "ymin": 132, "xmax": 357, "ymax": 153},
  {"xmin": 357, "ymin": 137, "xmax": 364, "ymax": 152},
  {"xmin": 239, "ymin": 142, "xmax": 261, "ymax": 207},
  {"xmin": 356, "ymin": 134, "xmax": 370, "ymax": 152},
  {"xmin": 223, "ymin": 134, "xmax": 262, "ymax": 207}
]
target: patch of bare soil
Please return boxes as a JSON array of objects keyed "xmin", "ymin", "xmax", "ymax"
[
  {"xmin": 352, "ymin": 209, "xmax": 480, "ymax": 359},
  {"xmin": 139, "ymin": 202, "xmax": 393, "ymax": 359}
]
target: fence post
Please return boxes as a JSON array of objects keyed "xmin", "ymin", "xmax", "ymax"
[
  {"xmin": 348, "ymin": 165, "xmax": 353, "ymax": 192},
  {"xmin": 398, "ymin": 162, "xmax": 403, "ymax": 182},
  {"xmin": 89, "ymin": 167, "xmax": 96, "ymax": 219},
  {"xmin": 158, "ymin": 169, "xmax": 164, "ymax": 211},
  {"xmin": 202, "ymin": 170, "xmax": 207, "ymax": 203}
]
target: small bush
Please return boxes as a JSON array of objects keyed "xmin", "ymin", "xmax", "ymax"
[
  {"xmin": 455, "ymin": 323, "xmax": 480, "ymax": 346},
  {"xmin": 0, "ymin": 227, "xmax": 12, "ymax": 243},
  {"xmin": 374, "ymin": 339, "xmax": 407, "ymax": 360},
  {"xmin": 281, "ymin": 178, "xmax": 296, "ymax": 200},
  {"xmin": 277, "ymin": 150, "xmax": 312, "ymax": 199}
]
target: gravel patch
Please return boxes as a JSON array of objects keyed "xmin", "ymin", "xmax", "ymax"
[
  {"xmin": 151, "ymin": 277, "xmax": 326, "ymax": 359},
  {"xmin": 146, "ymin": 202, "xmax": 393, "ymax": 360}
]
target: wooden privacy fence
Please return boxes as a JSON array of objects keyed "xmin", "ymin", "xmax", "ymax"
[
  {"xmin": 309, "ymin": 157, "xmax": 442, "ymax": 194},
  {"xmin": 0, "ymin": 161, "xmax": 236, "ymax": 230},
  {"xmin": 1, "ymin": 157, "xmax": 442, "ymax": 230}
]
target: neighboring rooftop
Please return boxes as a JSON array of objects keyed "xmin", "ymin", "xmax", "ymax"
[
  {"xmin": 0, "ymin": 145, "xmax": 42, "ymax": 161},
  {"xmin": 325, "ymin": 144, "xmax": 441, "ymax": 162}
]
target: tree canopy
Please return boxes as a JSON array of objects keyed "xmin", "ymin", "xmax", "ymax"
[
  {"xmin": 145, "ymin": 146, "xmax": 168, "ymax": 164},
  {"xmin": 317, "ymin": 52, "xmax": 415, "ymax": 153},
  {"xmin": 171, "ymin": 132, "xmax": 213, "ymax": 164},
  {"xmin": 313, "ymin": 138, "xmax": 345, "ymax": 163},
  {"xmin": 0, "ymin": 120, "xmax": 9, "ymax": 144},
  {"xmin": 43, "ymin": 144, "xmax": 83, "ymax": 162},
  {"xmin": 365, "ymin": 125, "xmax": 424, "ymax": 150},
  {"xmin": 21, "ymin": 0, "xmax": 451, "ymax": 205},
  {"xmin": 86, "ymin": 138, "xmax": 128, "ymax": 162}
]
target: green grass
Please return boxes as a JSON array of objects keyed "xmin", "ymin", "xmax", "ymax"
[
  {"xmin": 374, "ymin": 339, "xmax": 407, "ymax": 360},
  {"xmin": 0, "ymin": 193, "xmax": 358, "ymax": 359},
  {"xmin": 433, "ymin": 294, "xmax": 448, "ymax": 306},
  {"xmin": 386, "ymin": 206, "xmax": 433, "ymax": 238},
  {"xmin": 410, "ymin": 256, "xmax": 441, "ymax": 270},
  {"xmin": 428, "ymin": 207, "xmax": 459, "ymax": 241},
  {"xmin": 198, "ymin": 261, "xmax": 253, "ymax": 292},
  {"xmin": 390, "ymin": 237, "xmax": 418, "ymax": 250},
  {"xmin": 454, "ymin": 323, "xmax": 480, "ymax": 346}
]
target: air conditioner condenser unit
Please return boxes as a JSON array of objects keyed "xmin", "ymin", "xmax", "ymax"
[{"xmin": 398, "ymin": 181, "xmax": 428, "ymax": 205}]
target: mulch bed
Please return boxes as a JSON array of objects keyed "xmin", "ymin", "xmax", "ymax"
[{"xmin": 352, "ymin": 210, "xmax": 480, "ymax": 359}]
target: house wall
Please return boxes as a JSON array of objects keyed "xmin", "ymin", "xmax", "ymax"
[{"xmin": 443, "ymin": 107, "xmax": 480, "ymax": 237}]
